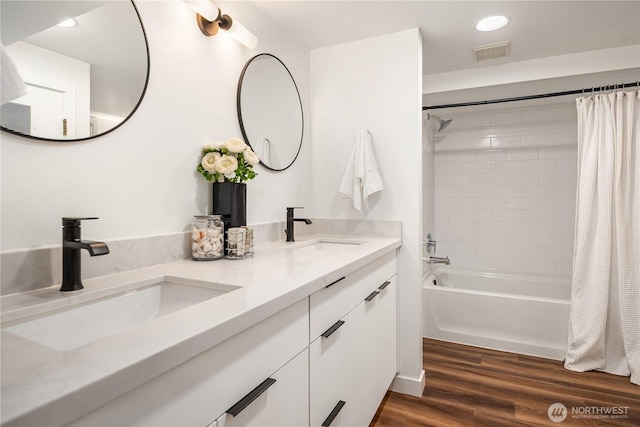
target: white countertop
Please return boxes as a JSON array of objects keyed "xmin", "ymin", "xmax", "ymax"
[{"xmin": 0, "ymin": 235, "xmax": 400, "ymax": 426}]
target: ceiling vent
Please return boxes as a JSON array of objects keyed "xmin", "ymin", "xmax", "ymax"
[{"xmin": 473, "ymin": 41, "xmax": 511, "ymax": 61}]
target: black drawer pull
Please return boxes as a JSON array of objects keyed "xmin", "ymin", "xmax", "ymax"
[
  {"xmin": 326, "ymin": 276, "xmax": 346, "ymax": 288},
  {"xmin": 322, "ymin": 400, "xmax": 346, "ymax": 427},
  {"xmin": 365, "ymin": 290, "xmax": 379, "ymax": 302},
  {"xmin": 226, "ymin": 377, "xmax": 276, "ymax": 417},
  {"xmin": 379, "ymin": 280, "xmax": 391, "ymax": 290},
  {"xmin": 321, "ymin": 320, "xmax": 345, "ymax": 339}
]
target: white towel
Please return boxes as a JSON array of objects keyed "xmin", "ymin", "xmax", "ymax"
[
  {"xmin": 338, "ymin": 130, "xmax": 384, "ymax": 212},
  {"xmin": 253, "ymin": 138, "xmax": 272, "ymax": 166},
  {"xmin": 1, "ymin": 44, "xmax": 27, "ymax": 105}
]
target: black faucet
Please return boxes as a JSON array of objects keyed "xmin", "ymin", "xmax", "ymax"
[
  {"xmin": 61, "ymin": 217, "xmax": 110, "ymax": 292},
  {"xmin": 285, "ymin": 207, "xmax": 312, "ymax": 242}
]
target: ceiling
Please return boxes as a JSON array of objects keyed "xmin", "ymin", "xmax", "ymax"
[{"xmin": 250, "ymin": 0, "xmax": 640, "ymax": 75}]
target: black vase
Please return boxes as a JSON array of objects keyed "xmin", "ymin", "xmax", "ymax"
[{"xmin": 212, "ymin": 182, "xmax": 247, "ymax": 232}]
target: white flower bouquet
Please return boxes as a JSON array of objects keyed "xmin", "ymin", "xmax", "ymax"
[{"xmin": 197, "ymin": 137, "xmax": 259, "ymax": 183}]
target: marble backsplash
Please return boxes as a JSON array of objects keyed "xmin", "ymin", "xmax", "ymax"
[{"xmin": 1, "ymin": 219, "xmax": 401, "ymax": 296}]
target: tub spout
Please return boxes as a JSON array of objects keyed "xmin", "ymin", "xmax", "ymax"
[{"xmin": 428, "ymin": 256, "xmax": 450, "ymax": 265}]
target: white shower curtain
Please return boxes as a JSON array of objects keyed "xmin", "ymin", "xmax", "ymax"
[{"xmin": 565, "ymin": 90, "xmax": 640, "ymax": 385}]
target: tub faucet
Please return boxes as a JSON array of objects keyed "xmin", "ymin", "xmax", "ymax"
[
  {"xmin": 428, "ymin": 256, "xmax": 450, "ymax": 265},
  {"xmin": 61, "ymin": 217, "xmax": 110, "ymax": 292},
  {"xmin": 424, "ymin": 233, "xmax": 437, "ymax": 254},
  {"xmin": 285, "ymin": 207, "xmax": 312, "ymax": 242}
]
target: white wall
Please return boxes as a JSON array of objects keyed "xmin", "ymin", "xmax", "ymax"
[
  {"xmin": 433, "ymin": 102, "xmax": 578, "ymax": 278},
  {"xmin": 310, "ymin": 29, "xmax": 425, "ymax": 396},
  {"xmin": 0, "ymin": 0, "xmax": 311, "ymax": 251}
]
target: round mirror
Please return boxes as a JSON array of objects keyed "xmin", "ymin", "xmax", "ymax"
[
  {"xmin": 237, "ymin": 53, "xmax": 303, "ymax": 171},
  {"xmin": 0, "ymin": 0, "xmax": 149, "ymax": 142}
]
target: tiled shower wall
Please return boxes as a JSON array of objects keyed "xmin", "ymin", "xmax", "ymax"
[
  {"xmin": 432, "ymin": 102, "xmax": 577, "ymax": 278},
  {"xmin": 423, "ymin": 119, "xmax": 435, "ymax": 254}
]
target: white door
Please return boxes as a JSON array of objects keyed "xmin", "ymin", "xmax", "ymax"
[{"xmin": 15, "ymin": 84, "xmax": 68, "ymax": 138}]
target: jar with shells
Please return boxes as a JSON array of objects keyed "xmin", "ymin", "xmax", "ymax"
[{"xmin": 192, "ymin": 215, "xmax": 224, "ymax": 260}]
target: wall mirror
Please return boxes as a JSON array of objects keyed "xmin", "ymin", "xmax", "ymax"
[
  {"xmin": 237, "ymin": 53, "xmax": 303, "ymax": 171},
  {"xmin": 0, "ymin": 0, "xmax": 149, "ymax": 142}
]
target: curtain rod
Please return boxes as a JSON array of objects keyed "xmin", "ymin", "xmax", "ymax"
[{"xmin": 423, "ymin": 81, "xmax": 640, "ymax": 110}]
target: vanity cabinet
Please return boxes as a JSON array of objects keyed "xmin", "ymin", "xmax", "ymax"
[
  {"xmin": 68, "ymin": 299, "xmax": 308, "ymax": 427},
  {"xmin": 309, "ymin": 252, "xmax": 397, "ymax": 427},
  {"xmin": 67, "ymin": 251, "xmax": 396, "ymax": 427}
]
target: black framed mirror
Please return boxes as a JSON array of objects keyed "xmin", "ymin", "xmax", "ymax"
[
  {"xmin": 237, "ymin": 53, "xmax": 303, "ymax": 171},
  {"xmin": 0, "ymin": 0, "xmax": 150, "ymax": 142}
]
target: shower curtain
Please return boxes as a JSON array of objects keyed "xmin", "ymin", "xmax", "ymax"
[{"xmin": 565, "ymin": 90, "xmax": 640, "ymax": 385}]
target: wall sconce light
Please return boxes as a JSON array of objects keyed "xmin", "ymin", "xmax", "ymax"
[{"xmin": 184, "ymin": 0, "xmax": 258, "ymax": 49}]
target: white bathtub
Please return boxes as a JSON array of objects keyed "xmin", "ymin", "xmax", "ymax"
[{"xmin": 423, "ymin": 268, "xmax": 571, "ymax": 360}]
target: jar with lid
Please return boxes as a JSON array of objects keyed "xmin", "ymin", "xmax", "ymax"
[{"xmin": 192, "ymin": 215, "xmax": 224, "ymax": 260}]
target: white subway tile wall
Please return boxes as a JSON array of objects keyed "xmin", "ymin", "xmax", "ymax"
[
  {"xmin": 423, "ymin": 118, "xmax": 435, "ymax": 248},
  {"xmin": 432, "ymin": 103, "xmax": 577, "ymax": 278}
]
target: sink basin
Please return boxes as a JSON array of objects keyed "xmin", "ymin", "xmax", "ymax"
[
  {"xmin": 288, "ymin": 238, "xmax": 365, "ymax": 251},
  {"xmin": 3, "ymin": 279, "xmax": 233, "ymax": 351}
]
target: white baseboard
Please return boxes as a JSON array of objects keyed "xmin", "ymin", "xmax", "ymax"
[{"xmin": 389, "ymin": 370, "xmax": 425, "ymax": 397}]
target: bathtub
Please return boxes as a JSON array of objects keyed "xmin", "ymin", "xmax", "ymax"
[{"xmin": 423, "ymin": 268, "xmax": 571, "ymax": 360}]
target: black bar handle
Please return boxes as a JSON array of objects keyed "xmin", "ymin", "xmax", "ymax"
[
  {"xmin": 326, "ymin": 276, "xmax": 346, "ymax": 288},
  {"xmin": 322, "ymin": 400, "xmax": 346, "ymax": 427},
  {"xmin": 226, "ymin": 377, "xmax": 276, "ymax": 417},
  {"xmin": 321, "ymin": 320, "xmax": 345, "ymax": 339},
  {"xmin": 379, "ymin": 281, "xmax": 391, "ymax": 290},
  {"xmin": 365, "ymin": 290, "xmax": 379, "ymax": 302}
]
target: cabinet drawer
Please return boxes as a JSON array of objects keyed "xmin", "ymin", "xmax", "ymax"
[
  {"xmin": 309, "ymin": 275, "xmax": 351, "ymax": 341},
  {"xmin": 309, "ymin": 315, "xmax": 348, "ymax": 426},
  {"xmin": 69, "ymin": 299, "xmax": 309, "ymax": 427},
  {"xmin": 347, "ymin": 251, "xmax": 395, "ymax": 311},
  {"xmin": 317, "ymin": 392, "xmax": 348, "ymax": 427},
  {"xmin": 214, "ymin": 348, "xmax": 309, "ymax": 427},
  {"xmin": 310, "ymin": 252, "xmax": 396, "ymax": 342}
]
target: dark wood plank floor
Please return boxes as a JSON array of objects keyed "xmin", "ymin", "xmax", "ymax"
[{"xmin": 371, "ymin": 339, "xmax": 639, "ymax": 426}]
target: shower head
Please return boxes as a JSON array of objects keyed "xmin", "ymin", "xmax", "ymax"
[{"xmin": 427, "ymin": 114, "xmax": 453, "ymax": 132}]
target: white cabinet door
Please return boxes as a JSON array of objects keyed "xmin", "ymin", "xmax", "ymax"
[
  {"xmin": 347, "ymin": 296, "xmax": 379, "ymax": 427},
  {"xmin": 309, "ymin": 315, "xmax": 349, "ymax": 426},
  {"xmin": 216, "ymin": 348, "xmax": 309, "ymax": 427},
  {"xmin": 347, "ymin": 274, "xmax": 397, "ymax": 426},
  {"xmin": 377, "ymin": 277, "xmax": 397, "ymax": 402}
]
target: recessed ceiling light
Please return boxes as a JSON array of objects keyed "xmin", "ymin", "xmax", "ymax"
[
  {"xmin": 57, "ymin": 18, "xmax": 78, "ymax": 28},
  {"xmin": 476, "ymin": 15, "xmax": 509, "ymax": 32}
]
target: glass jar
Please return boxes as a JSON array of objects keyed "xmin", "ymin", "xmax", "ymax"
[
  {"xmin": 226, "ymin": 227, "xmax": 246, "ymax": 259},
  {"xmin": 242, "ymin": 226, "xmax": 255, "ymax": 258},
  {"xmin": 192, "ymin": 215, "xmax": 224, "ymax": 260}
]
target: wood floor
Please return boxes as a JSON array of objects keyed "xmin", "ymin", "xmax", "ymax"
[{"xmin": 371, "ymin": 339, "xmax": 639, "ymax": 427}]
